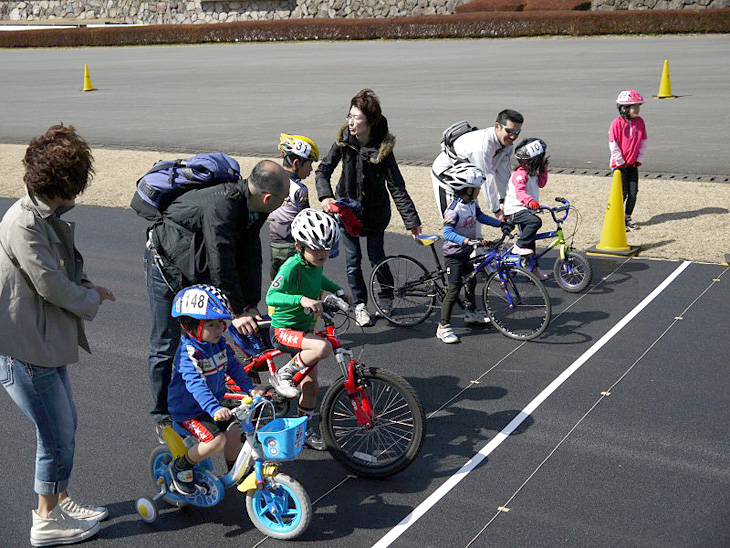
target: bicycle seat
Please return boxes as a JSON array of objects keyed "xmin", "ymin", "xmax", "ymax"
[{"xmin": 416, "ymin": 234, "xmax": 441, "ymax": 246}]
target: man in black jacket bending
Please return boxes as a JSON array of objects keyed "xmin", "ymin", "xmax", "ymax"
[{"xmin": 144, "ymin": 159, "xmax": 288, "ymax": 431}]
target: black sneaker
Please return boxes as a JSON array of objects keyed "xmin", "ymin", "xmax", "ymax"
[{"xmin": 169, "ymin": 457, "xmax": 195, "ymax": 495}]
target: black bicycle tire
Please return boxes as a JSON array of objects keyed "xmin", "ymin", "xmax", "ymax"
[
  {"xmin": 482, "ymin": 266, "xmax": 551, "ymax": 341},
  {"xmin": 553, "ymin": 250, "xmax": 593, "ymax": 293},
  {"xmin": 320, "ymin": 366, "xmax": 426, "ymax": 479},
  {"xmin": 369, "ymin": 255, "xmax": 438, "ymax": 327}
]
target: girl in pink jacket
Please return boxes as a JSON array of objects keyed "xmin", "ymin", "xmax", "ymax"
[
  {"xmin": 609, "ymin": 89, "xmax": 648, "ymax": 231},
  {"xmin": 504, "ymin": 138, "xmax": 549, "ymax": 279}
]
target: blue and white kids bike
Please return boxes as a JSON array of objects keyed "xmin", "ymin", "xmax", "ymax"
[{"xmin": 135, "ymin": 395, "xmax": 312, "ymax": 540}]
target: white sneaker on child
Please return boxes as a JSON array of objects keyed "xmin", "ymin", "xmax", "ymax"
[
  {"xmin": 272, "ymin": 358, "xmax": 302, "ymax": 399},
  {"xmin": 30, "ymin": 505, "xmax": 100, "ymax": 547},
  {"xmin": 58, "ymin": 496, "xmax": 108, "ymax": 521},
  {"xmin": 436, "ymin": 324, "xmax": 460, "ymax": 344},
  {"xmin": 512, "ymin": 244, "xmax": 534, "ymax": 256},
  {"xmin": 625, "ymin": 216, "xmax": 640, "ymax": 231}
]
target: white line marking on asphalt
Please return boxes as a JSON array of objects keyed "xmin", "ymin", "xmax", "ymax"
[{"xmin": 371, "ymin": 260, "xmax": 691, "ymax": 548}]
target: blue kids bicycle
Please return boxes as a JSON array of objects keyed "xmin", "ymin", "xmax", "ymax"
[
  {"xmin": 136, "ymin": 395, "xmax": 311, "ymax": 540},
  {"xmin": 510, "ymin": 197, "xmax": 593, "ymax": 293}
]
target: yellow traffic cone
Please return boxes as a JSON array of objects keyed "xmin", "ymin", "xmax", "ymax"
[
  {"xmin": 654, "ymin": 59, "xmax": 676, "ymax": 99},
  {"xmin": 587, "ymin": 170, "xmax": 639, "ymax": 257},
  {"xmin": 82, "ymin": 64, "xmax": 96, "ymax": 92}
]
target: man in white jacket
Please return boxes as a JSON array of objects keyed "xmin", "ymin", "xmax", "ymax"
[{"xmin": 432, "ymin": 109, "xmax": 524, "ymax": 221}]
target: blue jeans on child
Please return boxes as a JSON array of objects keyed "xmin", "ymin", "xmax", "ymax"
[
  {"xmin": 341, "ymin": 231, "xmax": 393, "ymax": 306},
  {"xmin": 0, "ymin": 356, "xmax": 77, "ymax": 495}
]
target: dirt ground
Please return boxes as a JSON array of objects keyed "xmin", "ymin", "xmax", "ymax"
[{"xmin": 1, "ymin": 144, "xmax": 728, "ymax": 264}]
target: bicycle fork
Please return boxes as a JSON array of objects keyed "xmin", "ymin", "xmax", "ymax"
[{"xmin": 335, "ymin": 348, "xmax": 375, "ymax": 428}]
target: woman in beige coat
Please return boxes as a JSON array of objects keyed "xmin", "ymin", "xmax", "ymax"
[{"xmin": 0, "ymin": 124, "xmax": 115, "ymax": 547}]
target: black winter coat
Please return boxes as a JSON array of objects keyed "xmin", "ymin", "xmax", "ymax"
[
  {"xmin": 149, "ymin": 180, "xmax": 267, "ymax": 314},
  {"xmin": 315, "ymin": 117, "xmax": 421, "ymax": 236}
]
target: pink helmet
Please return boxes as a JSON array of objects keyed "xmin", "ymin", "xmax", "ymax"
[{"xmin": 616, "ymin": 89, "xmax": 644, "ymax": 105}]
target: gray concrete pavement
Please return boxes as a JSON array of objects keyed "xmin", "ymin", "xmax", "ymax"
[{"xmin": 1, "ymin": 35, "xmax": 729, "ymax": 175}]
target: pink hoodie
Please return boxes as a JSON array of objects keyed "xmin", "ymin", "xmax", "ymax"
[{"xmin": 609, "ymin": 115, "xmax": 648, "ymax": 169}]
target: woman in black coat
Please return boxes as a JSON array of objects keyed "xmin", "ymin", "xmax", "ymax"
[{"xmin": 316, "ymin": 88, "xmax": 421, "ymax": 326}]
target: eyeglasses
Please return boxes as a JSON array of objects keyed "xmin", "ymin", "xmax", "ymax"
[
  {"xmin": 501, "ymin": 125, "xmax": 521, "ymax": 136},
  {"xmin": 346, "ymin": 114, "xmax": 364, "ymax": 122}
]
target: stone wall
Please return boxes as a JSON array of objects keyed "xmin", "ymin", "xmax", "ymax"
[
  {"xmin": 592, "ymin": 0, "xmax": 727, "ymax": 9},
  {"xmin": 1, "ymin": 0, "xmax": 726, "ymax": 23},
  {"xmin": 0, "ymin": 1, "xmax": 466, "ymax": 24}
]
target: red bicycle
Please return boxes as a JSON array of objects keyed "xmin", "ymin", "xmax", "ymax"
[{"xmin": 225, "ymin": 295, "xmax": 426, "ymax": 479}]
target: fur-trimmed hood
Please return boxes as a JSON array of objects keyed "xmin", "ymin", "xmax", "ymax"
[
  {"xmin": 315, "ymin": 114, "xmax": 420, "ymax": 235},
  {"xmin": 334, "ymin": 118, "xmax": 395, "ymax": 165}
]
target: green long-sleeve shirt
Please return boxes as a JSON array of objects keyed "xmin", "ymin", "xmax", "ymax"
[{"xmin": 266, "ymin": 253, "xmax": 341, "ymax": 331}]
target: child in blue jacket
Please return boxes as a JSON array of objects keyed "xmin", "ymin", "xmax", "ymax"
[{"xmin": 166, "ymin": 284, "xmax": 256, "ymax": 495}]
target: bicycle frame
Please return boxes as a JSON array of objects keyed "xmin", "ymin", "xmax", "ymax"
[
  {"xmin": 228, "ymin": 315, "xmax": 375, "ymax": 428},
  {"xmin": 158, "ymin": 398, "xmax": 283, "ymax": 497},
  {"xmin": 512, "ymin": 198, "xmax": 572, "ymax": 265},
  {"xmin": 412, "ymin": 233, "xmax": 527, "ymax": 310}
]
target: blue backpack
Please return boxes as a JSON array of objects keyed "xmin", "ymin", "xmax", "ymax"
[{"xmin": 131, "ymin": 152, "xmax": 241, "ymax": 221}]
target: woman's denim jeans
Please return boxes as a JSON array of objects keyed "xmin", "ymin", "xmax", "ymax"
[
  {"xmin": 341, "ymin": 231, "xmax": 394, "ymax": 306},
  {"xmin": 0, "ymin": 356, "xmax": 77, "ymax": 495}
]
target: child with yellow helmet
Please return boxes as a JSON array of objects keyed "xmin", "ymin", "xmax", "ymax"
[{"xmin": 268, "ymin": 134, "xmax": 320, "ymax": 279}]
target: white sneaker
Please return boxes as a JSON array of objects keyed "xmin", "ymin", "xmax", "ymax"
[
  {"xmin": 464, "ymin": 310, "xmax": 490, "ymax": 325},
  {"xmin": 30, "ymin": 505, "xmax": 100, "ymax": 547},
  {"xmin": 58, "ymin": 497, "xmax": 108, "ymax": 521},
  {"xmin": 512, "ymin": 244, "xmax": 534, "ymax": 256},
  {"xmin": 625, "ymin": 216, "xmax": 640, "ymax": 231},
  {"xmin": 436, "ymin": 324, "xmax": 460, "ymax": 344},
  {"xmin": 355, "ymin": 303, "xmax": 374, "ymax": 327},
  {"xmin": 272, "ymin": 358, "xmax": 301, "ymax": 399},
  {"xmin": 374, "ymin": 298, "xmax": 393, "ymax": 318}
]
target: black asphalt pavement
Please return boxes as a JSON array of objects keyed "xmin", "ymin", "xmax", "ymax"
[{"xmin": 1, "ymin": 199, "xmax": 728, "ymax": 548}]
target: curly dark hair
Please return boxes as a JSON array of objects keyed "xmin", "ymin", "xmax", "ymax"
[
  {"xmin": 350, "ymin": 88, "xmax": 382, "ymax": 128},
  {"xmin": 23, "ymin": 124, "xmax": 94, "ymax": 202}
]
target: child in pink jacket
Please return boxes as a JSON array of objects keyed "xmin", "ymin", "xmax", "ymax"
[
  {"xmin": 609, "ymin": 89, "xmax": 648, "ymax": 231},
  {"xmin": 503, "ymin": 138, "xmax": 549, "ymax": 279}
]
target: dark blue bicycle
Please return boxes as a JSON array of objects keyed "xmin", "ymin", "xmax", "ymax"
[{"xmin": 370, "ymin": 232, "xmax": 551, "ymax": 341}]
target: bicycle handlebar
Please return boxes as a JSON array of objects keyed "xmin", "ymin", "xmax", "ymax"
[
  {"xmin": 301, "ymin": 293, "xmax": 350, "ymax": 318},
  {"xmin": 538, "ymin": 197, "xmax": 570, "ymax": 223},
  {"xmin": 468, "ymin": 231, "xmax": 512, "ymax": 252}
]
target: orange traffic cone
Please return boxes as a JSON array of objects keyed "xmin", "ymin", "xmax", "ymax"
[
  {"xmin": 587, "ymin": 170, "xmax": 640, "ymax": 257},
  {"xmin": 653, "ymin": 59, "xmax": 676, "ymax": 99},
  {"xmin": 82, "ymin": 64, "xmax": 96, "ymax": 92}
]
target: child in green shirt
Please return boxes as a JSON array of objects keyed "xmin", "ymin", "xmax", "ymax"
[{"xmin": 266, "ymin": 208, "xmax": 351, "ymax": 450}]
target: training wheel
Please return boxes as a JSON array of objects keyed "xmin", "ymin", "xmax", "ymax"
[{"xmin": 135, "ymin": 497, "xmax": 158, "ymax": 523}]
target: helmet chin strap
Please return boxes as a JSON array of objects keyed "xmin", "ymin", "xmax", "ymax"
[{"xmin": 180, "ymin": 321, "xmax": 205, "ymax": 342}]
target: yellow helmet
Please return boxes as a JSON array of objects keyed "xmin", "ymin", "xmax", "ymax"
[{"xmin": 278, "ymin": 133, "xmax": 319, "ymax": 163}]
